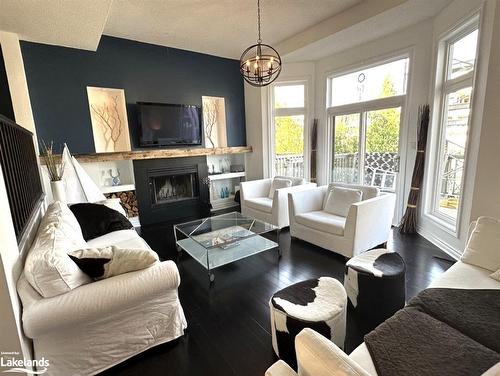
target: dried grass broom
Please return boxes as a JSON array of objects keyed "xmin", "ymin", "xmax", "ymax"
[
  {"xmin": 40, "ymin": 140, "xmax": 65, "ymax": 182},
  {"xmin": 399, "ymin": 104, "xmax": 430, "ymax": 234},
  {"xmin": 310, "ymin": 119, "xmax": 318, "ymax": 183}
]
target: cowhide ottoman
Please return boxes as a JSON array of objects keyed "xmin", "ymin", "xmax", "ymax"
[
  {"xmin": 269, "ymin": 277, "xmax": 347, "ymax": 367},
  {"xmin": 344, "ymin": 248, "xmax": 406, "ymax": 333}
]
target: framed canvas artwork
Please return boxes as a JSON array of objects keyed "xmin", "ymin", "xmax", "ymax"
[
  {"xmin": 87, "ymin": 87, "xmax": 131, "ymax": 153},
  {"xmin": 202, "ymin": 96, "xmax": 227, "ymax": 148}
]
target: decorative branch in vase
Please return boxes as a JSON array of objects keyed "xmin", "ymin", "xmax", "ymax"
[{"xmin": 40, "ymin": 140, "xmax": 66, "ymax": 202}]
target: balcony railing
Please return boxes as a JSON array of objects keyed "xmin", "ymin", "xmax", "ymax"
[
  {"xmin": 275, "ymin": 154, "xmax": 304, "ymax": 177},
  {"xmin": 332, "ymin": 152, "xmax": 398, "ymax": 191},
  {"xmin": 275, "ymin": 150, "xmax": 461, "ymax": 197}
]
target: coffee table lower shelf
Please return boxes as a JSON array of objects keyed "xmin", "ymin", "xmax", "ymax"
[{"xmin": 176, "ymin": 235, "xmax": 279, "ymax": 284}]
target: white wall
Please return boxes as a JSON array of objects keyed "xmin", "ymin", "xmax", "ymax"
[
  {"xmin": 0, "ymin": 31, "xmax": 37, "ymax": 137},
  {"xmin": 470, "ymin": 1, "xmax": 500, "ymax": 220},
  {"xmin": 419, "ymin": 0, "xmax": 496, "ymax": 257},
  {"xmin": 244, "ymin": 84, "xmax": 266, "ymax": 180}
]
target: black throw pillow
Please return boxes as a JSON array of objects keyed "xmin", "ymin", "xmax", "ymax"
[{"xmin": 69, "ymin": 203, "xmax": 133, "ymax": 241}]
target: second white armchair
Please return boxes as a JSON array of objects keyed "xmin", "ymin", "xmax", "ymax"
[
  {"xmin": 241, "ymin": 176, "xmax": 316, "ymax": 230},
  {"xmin": 288, "ymin": 183, "xmax": 395, "ymax": 259}
]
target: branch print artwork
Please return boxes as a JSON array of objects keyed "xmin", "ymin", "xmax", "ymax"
[
  {"xmin": 87, "ymin": 87, "xmax": 131, "ymax": 153},
  {"xmin": 202, "ymin": 96, "xmax": 227, "ymax": 148}
]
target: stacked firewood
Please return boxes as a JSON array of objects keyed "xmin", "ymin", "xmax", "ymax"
[{"xmin": 105, "ymin": 190, "xmax": 139, "ymax": 218}]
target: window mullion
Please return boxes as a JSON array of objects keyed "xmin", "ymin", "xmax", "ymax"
[
  {"xmin": 274, "ymin": 108, "xmax": 306, "ymax": 117},
  {"xmin": 359, "ymin": 112, "xmax": 367, "ymax": 185}
]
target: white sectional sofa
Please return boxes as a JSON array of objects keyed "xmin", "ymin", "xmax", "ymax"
[
  {"xmin": 265, "ymin": 218, "xmax": 500, "ymax": 376},
  {"xmin": 241, "ymin": 176, "xmax": 316, "ymax": 230},
  {"xmin": 17, "ymin": 202, "xmax": 187, "ymax": 376},
  {"xmin": 288, "ymin": 183, "xmax": 395, "ymax": 259}
]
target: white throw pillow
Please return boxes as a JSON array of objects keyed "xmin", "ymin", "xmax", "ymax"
[
  {"xmin": 24, "ymin": 202, "xmax": 92, "ymax": 298},
  {"xmin": 69, "ymin": 246, "xmax": 159, "ymax": 279},
  {"xmin": 268, "ymin": 177, "xmax": 292, "ymax": 198},
  {"xmin": 323, "ymin": 186, "xmax": 363, "ymax": 217},
  {"xmin": 461, "ymin": 216, "xmax": 500, "ymax": 272},
  {"xmin": 490, "ymin": 269, "xmax": 500, "ymax": 282}
]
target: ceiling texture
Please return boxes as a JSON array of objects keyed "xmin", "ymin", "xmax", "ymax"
[
  {"xmin": 104, "ymin": 0, "xmax": 362, "ymax": 59},
  {"xmin": 0, "ymin": 0, "xmax": 451, "ymax": 60}
]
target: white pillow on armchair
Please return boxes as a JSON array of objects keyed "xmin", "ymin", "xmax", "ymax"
[
  {"xmin": 323, "ymin": 186, "xmax": 363, "ymax": 217},
  {"xmin": 268, "ymin": 177, "xmax": 292, "ymax": 198}
]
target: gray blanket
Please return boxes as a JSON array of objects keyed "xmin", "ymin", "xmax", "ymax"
[{"xmin": 365, "ymin": 288, "xmax": 500, "ymax": 376}]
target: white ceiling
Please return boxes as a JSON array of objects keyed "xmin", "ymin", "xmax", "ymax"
[
  {"xmin": 0, "ymin": 0, "xmax": 113, "ymax": 50},
  {"xmin": 103, "ymin": 0, "xmax": 362, "ymax": 59},
  {"xmin": 283, "ymin": 0, "xmax": 452, "ymax": 61},
  {"xmin": 0, "ymin": 0, "xmax": 450, "ymax": 61}
]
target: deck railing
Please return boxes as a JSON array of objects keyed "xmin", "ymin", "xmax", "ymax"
[
  {"xmin": 275, "ymin": 150, "xmax": 462, "ymax": 197},
  {"xmin": 440, "ymin": 141, "xmax": 464, "ymax": 198},
  {"xmin": 275, "ymin": 154, "xmax": 304, "ymax": 177}
]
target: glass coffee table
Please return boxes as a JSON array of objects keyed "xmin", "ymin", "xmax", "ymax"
[{"xmin": 174, "ymin": 212, "xmax": 280, "ymax": 284}]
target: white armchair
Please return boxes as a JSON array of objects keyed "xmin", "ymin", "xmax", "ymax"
[
  {"xmin": 241, "ymin": 176, "xmax": 316, "ymax": 230},
  {"xmin": 288, "ymin": 183, "xmax": 395, "ymax": 259},
  {"xmin": 265, "ymin": 328, "xmax": 371, "ymax": 376}
]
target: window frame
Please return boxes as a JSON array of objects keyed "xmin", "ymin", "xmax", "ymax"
[
  {"xmin": 428, "ymin": 16, "xmax": 480, "ymax": 232},
  {"xmin": 327, "ymin": 55, "xmax": 410, "ymax": 108},
  {"xmin": 324, "ymin": 52, "xmax": 411, "ymax": 223},
  {"xmin": 268, "ymin": 80, "xmax": 309, "ymax": 178},
  {"xmin": 327, "ymin": 95, "xmax": 406, "ymax": 188}
]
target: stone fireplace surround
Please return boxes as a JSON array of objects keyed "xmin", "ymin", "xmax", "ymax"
[{"xmin": 133, "ymin": 156, "xmax": 210, "ymax": 226}]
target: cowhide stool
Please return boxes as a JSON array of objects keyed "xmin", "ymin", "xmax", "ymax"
[
  {"xmin": 344, "ymin": 248, "xmax": 406, "ymax": 332},
  {"xmin": 269, "ymin": 277, "xmax": 347, "ymax": 367}
]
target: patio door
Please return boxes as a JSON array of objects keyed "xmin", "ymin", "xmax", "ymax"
[{"xmin": 330, "ymin": 105, "xmax": 404, "ymax": 221}]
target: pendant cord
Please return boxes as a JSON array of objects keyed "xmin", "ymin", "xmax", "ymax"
[{"xmin": 257, "ymin": 0, "xmax": 262, "ymax": 43}]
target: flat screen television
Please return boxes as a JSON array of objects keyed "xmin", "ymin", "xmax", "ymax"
[{"xmin": 138, "ymin": 102, "xmax": 202, "ymax": 147}]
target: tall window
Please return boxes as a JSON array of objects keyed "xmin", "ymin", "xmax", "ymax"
[
  {"xmin": 431, "ymin": 20, "xmax": 479, "ymax": 225},
  {"xmin": 327, "ymin": 57, "xmax": 409, "ymax": 193},
  {"xmin": 271, "ymin": 83, "xmax": 306, "ymax": 177}
]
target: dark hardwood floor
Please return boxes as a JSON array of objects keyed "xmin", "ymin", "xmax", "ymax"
[{"xmin": 101, "ymin": 226, "xmax": 453, "ymax": 376}]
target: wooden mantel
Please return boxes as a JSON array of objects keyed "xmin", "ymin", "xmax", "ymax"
[{"xmin": 40, "ymin": 146, "xmax": 252, "ymax": 164}]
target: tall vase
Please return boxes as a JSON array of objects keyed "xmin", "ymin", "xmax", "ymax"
[{"xmin": 51, "ymin": 180, "xmax": 66, "ymax": 203}]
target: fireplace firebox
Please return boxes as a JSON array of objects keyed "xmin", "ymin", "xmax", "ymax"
[
  {"xmin": 134, "ymin": 157, "xmax": 209, "ymax": 226},
  {"xmin": 150, "ymin": 171, "xmax": 197, "ymax": 205}
]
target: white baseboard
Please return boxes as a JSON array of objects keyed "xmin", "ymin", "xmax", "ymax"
[{"xmin": 417, "ymin": 226, "xmax": 461, "ymax": 260}]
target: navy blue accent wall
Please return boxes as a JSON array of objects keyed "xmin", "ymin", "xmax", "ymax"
[
  {"xmin": 21, "ymin": 36, "xmax": 246, "ymax": 154},
  {"xmin": 0, "ymin": 47, "xmax": 15, "ymax": 121}
]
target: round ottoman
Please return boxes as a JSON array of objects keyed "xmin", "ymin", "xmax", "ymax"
[
  {"xmin": 269, "ymin": 277, "xmax": 347, "ymax": 367},
  {"xmin": 344, "ymin": 249, "xmax": 406, "ymax": 332}
]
